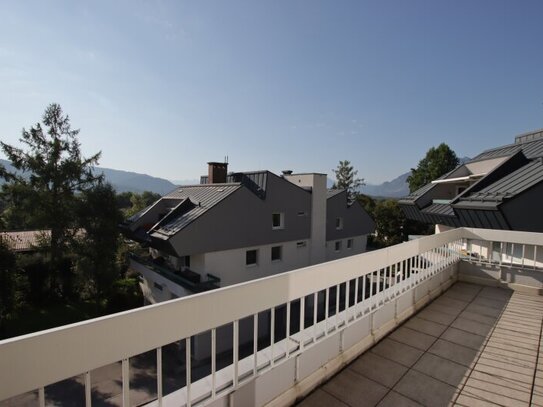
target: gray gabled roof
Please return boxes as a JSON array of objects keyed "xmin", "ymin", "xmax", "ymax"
[
  {"xmin": 150, "ymin": 184, "xmax": 242, "ymax": 237},
  {"xmin": 456, "ymin": 159, "xmax": 543, "ymax": 205},
  {"xmin": 326, "ymin": 188, "xmax": 345, "ymax": 199},
  {"xmin": 421, "ymin": 203, "xmax": 455, "ymax": 217},
  {"xmin": 200, "ymin": 171, "xmax": 268, "ymax": 198},
  {"xmin": 471, "ymin": 138, "xmax": 543, "ymax": 162},
  {"xmin": 400, "ymin": 167, "xmax": 457, "ymax": 202}
]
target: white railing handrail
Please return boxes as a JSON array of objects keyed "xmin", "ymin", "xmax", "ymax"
[{"xmin": 0, "ymin": 227, "xmax": 541, "ymax": 402}]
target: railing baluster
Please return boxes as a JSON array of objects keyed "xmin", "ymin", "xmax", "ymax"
[
  {"xmin": 369, "ymin": 272, "xmax": 374, "ymax": 309},
  {"xmin": 157, "ymin": 348, "xmax": 162, "ymax": 406},
  {"xmin": 325, "ymin": 288, "xmax": 330, "ymax": 334},
  {"xmin": 212, "ymin": 328, "xmax": 217, "ymax": 398},
  {"xmin": 122, "ymin": 358, "xmax": 130, "ymax": 407},
  {"xmin": 300, "ymin": 296, "xmax": 305, "ymax": 351},
  {"xmin": 361, "ymin": 276, "xmax": 366, "ymax": 314},
  {"xmin": 398, "ymin": 261, "xmax": 403, "ymax": 296},
  {"xmin": 346, "ymin": 280, "xmax": 351, "ymax": 322},
  {"xmin": 335, "ymin": 284, "xmax": 340, "ymax": 330},
  {"xmin": 354, "ymin": 277, "xmax": 359, "ymax": 317},
  {"xmin": 38, "ymin": 387, "xmax": 45, "ymax": 407},
  {"xmin": 85, "ymin": 371, "xmax": 91, "ymax": 407},
  {"xmin": 286, "ymin": 303, "xmax": 291, "ymax": 357},
  {"xmin": 233, "ymin": 320, "xmax": 239, "ymax": 387},
  {"xmin": 186, "ymin": 338, "xmax": 191, "ymax": 406},
  {"xmin": 270, "ymin": 308, "xmax": 275, "ymax": 367},
  {"xmin": 313, "ymin": 292, "xmax": 318, "ymax": 341},
  {"xmin": 253, "ymin": 316, "xmax": 258, "ymax": 376},
  {"xmin": 510, "ymin": 243, "xmax": 514, "ymax": 267}
]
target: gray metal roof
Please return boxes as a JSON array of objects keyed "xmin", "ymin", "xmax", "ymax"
[
  {"xmin": 326, "ymin": 189, "xmax": 345, "ymax": 199},
  {"xmin": 421, "ymin": 203, "xmax": 455, "ymax": 217},
  {"xmin": 400, "ymin": 166, "xmax": 463, "ymax": 202},
  {"xmin": 151, "ymin": 184, "xmax": 242, "ymax": 236},
  {"xmin": 471, "ymin": 138, "xmax": 543, "ymax": 162},
  {"xmin": 127, "ymin": 197, "xmax": 181, "ymax": 224},
  {"xmin": 401, "ymin": 181, "xmax": 435, "ymax": 201},
  {"xmin": 199, "ymin": 171, "xmax": 268, "ymax": 198},
  {"xmin": 457, "ymin": 159, "xmax": 543, "ymax": 204}
]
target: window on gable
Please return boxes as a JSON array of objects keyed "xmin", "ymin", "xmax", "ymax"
[
  {"xmin": 271, "ymin": 246, "xmax": 282, "ymax": 262},
  {"xmin": 272, "ymin": 212, "xmax": 284, "ymax": 229},
  {"xmin": 336, "ymin": 217, "xmax": 343, "ymax": 230},
  {"xmin": 246, "ymin": 249, "xmax": 258, "ymax": 266}
]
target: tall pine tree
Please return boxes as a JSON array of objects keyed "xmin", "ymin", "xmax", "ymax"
[{"xmin": 0, "ymin": 104, "xmax": 102, "ymax": 292}]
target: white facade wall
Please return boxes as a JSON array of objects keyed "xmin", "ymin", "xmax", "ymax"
[
  {"xmin": 136, "ymin": 234, "xmax": 370, "ymax": 304},
  {"xmin": 203, "ymin": 239, "xmax": 311, "ymax": 287},
  {"xmin": 325, "ymin": 235, "xmax": 368, "ymax": 262}
]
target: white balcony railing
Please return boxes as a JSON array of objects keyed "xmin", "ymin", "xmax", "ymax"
[{"xmin": 1, "ymin": 228, "xmax": 542, "ymax": 406}]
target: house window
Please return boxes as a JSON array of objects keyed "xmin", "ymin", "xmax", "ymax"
[
  {"xmin": 246, "ymin": 249, "xmax": 258, "ymax": 266},
  {"xmin": 272, "ymin": 213, "xmax": 284, "ymax": 229},
  {"xmin": 154, "ymin": 282, "xmax": 163, "ymax": 291},
  {"xmin": 336, "ymin": 217, "xmax": 343, "ymax": 230},
  {"xmin": 297, "ymin": 241, "xmax": 307, "ymax": 248},
  {"xmin": 334, "ymin": 241, "xmax": 342, "ymax": 252},
  {"xmin": 347, "ymin": 239, "xmax": 353, "ymax": 249},
  {"xmin": 271, "ymin": 246, "xmax": 282, "ymax": 262},
  {"xmin": 456, "ymin": 186, "xmax": 467, "ymax": 195}
]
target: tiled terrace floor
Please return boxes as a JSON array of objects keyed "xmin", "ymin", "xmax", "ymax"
[{"xmin": 298, "ymin": 282, "xmax": 543, "ymax": 407}]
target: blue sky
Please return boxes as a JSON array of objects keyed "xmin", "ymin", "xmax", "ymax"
[{"xmin": 1, "ymin": 1, "xmax": 542, "ymax": 184}]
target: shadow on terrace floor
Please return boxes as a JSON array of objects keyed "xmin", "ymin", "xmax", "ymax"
[{"xmin": 298, "ymin": 282, "xmax": 543, "ymax": 407}]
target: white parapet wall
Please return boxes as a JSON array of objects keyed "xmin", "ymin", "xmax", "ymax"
[{"xmin": 3, "ymin": 227, "xmax": 543, "ymax": 406}]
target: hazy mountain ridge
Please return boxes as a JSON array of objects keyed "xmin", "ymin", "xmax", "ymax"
[
  {"xmin": 361, "ymin": 172, "xmax": 411, "ymax": 198},
  {"xmin": 359, "ymin": 156, "xmax": 471, "ymax": 198},
  {"xmin": 0, "ymin": 159, "xmax": 177, "ymax": 195},
  {"xmin": 1, "ymin": 155, "xmax": 471, "ymax": 197}
]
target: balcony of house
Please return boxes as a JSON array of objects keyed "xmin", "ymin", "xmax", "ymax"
[
  {"xmin": 130, "ymin": 253, "xmax": 220, "ymax": 300},
  {"xmin": 1, "ymin": 228, "xmax": 542, "ymax": 407}
]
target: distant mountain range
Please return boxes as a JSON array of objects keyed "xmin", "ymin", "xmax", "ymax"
[
  {"xmin": 0, "ymin": 159, "xmax": 177, "ymax": 195},
  {"xmin": 361, "ymin": 172, "xmax": 411, "ymax": 198},
  {"xmin": 1, "ymin": 156, "xmax": 471, "ymax": 197},
  {"xmin": 359, "ymin": 156, "xmax": 471, "ymax": 198}
]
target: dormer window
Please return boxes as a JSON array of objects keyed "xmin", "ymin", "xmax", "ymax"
[
  {"xmin": 336, "ymin": 217, "xmax": 343, "ymax": 230},
  {"xmin": 272, "ymin": 213, "xmax": 284, "ymax": 229}
]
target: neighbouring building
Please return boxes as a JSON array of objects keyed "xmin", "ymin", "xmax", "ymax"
[
  {"xmin": 399, "ymin": 128, "xmax": 543, "ymax": 233},
  {"xmin": 121, "ymin": 162, "xmax": 375, "ymax": 304}
]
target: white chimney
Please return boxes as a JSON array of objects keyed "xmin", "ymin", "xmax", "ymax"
[{"xmin": 284, "ymin": 173, "xmax": 327, "ymax": 265}]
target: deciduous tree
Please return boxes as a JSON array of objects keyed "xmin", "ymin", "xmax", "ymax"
[{"xmin": 407, "ymin": 143, "xmax": 459, "ymax": 193}]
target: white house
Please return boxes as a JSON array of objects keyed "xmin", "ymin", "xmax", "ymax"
[{"xmin": 122, "ymin": 162, "xmax": 375, "ymax": 304}]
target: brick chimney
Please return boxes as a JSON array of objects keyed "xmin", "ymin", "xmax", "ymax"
[{"xmin": 207, "ymin": 162, "xmax": 228, "ymax": 184}]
